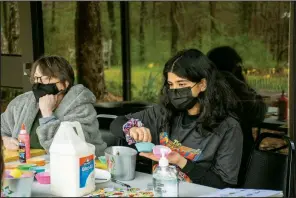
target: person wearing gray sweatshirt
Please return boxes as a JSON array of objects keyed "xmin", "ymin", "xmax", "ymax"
[{"xmin": 1, "ymin": 55, "xmax": 107, "ymax": 157}]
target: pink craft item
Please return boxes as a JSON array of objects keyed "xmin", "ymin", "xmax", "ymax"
[
  {"xmin": 152, "ymin": 145, "xmax": 171, "ymax": 159},
  {"xmin": 4, "ymin": 170, "xmax": 13, "ymax": 179},
  {"xmin": 35, "ymin": 172, "xmax": 50, "ymax": 184},
  {"xmin": 21, "ymin": 171, "xmax": 35, "ymax": 178}
]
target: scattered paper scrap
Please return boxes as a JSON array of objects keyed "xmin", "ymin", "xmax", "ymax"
[
  {"xmin": 199, "ymin": 188, "xmax": 283, "ymax": 197},
  {"xmin": 85, "ymin": 187, "xmax": 154, "ymax": 197}
]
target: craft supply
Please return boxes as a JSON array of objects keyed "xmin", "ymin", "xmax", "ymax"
[
  {"xmin": 9, "ymin": 169, "xmax": 23, "ymax": 178},
  {"xmin": 19, "ymin": 140, "xmax": 26, "ymax": 163},
  {"xmin": 21, "ymin": 171, "xmax": 35, "ymax": 178},
  {"xmin": 105, "ymin": 146, "xmax": 137, "ymax": 181},
  {"xmin": 5, "ymin": 164, "xmax": 19, "ymax": 170},
  {"xmin": 98, "ymin": 156, "xmax": 106, "ymax": 164},
  {"xmin": 35, "ymin": 172, "xmax": 51, "ymax": 184},
  {"xmin": 198, "ymin": 188, "xmax": 283, "ymax": 197},
  {"xmin": 18, "ymin": 124, "xmax": 31, "ymax": 160},
  {"xmin": 85, "ymin": 187, "xmax": 154, "ymax": 197},
  {"xmin": 50, "ymin": 121, "xmax": 96, "ymax": 197},
  {"xmin": 29, "ymin": 166, "xmax": 45, "ymax": 174},
  {"xmin": 95, "ymin": 168, "xmax": 111, "ymax": 183},
  {"xmin": 95, "ymin": 178, "xmax": 107, "ymax": 181},
  {"xmin": 95, "ymin": 159, "xmax": 108, "ymax": 170},
  {"xmin": 135, "ymin": 142, "xmax": 155, "ymax": 153},
  {"xmin": 18, "ymin": 164, "xmax": 36, "ymax": 171},
  {"xmin": 2, "ymin": 170, "xmax": 35, "ymax": 197},
  {"xmin": 111, "ymin": 178, "xmax": 131, "ymax": 189},
  {"xmin": 4, "ymin": 149, "xmax": 46, "ymax": 163},
  {"xmin": 26, "ymin": 158, "xmax": 46, "ymax": 166}
]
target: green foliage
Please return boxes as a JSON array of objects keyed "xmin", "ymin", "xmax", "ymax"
[
  {"xmin": 42, "ymin": 1, "xmax": 289, "ymax": 102},
  {"xmin": 134, "ymin": 72, "xmax": 160, "ymax": 103},
  {"xmin": 247, "ymin": 76, "xmax": 288, "ymax": 93}
]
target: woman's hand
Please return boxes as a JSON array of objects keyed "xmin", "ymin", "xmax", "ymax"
[
  {"xmin": 39, "ymin": 94, "xmax": 58, "ymax": 117},
  {"xmin": 140, "ymin": 151, "xmax": 188, "ymax": 169},
  {"xmin": 129, "ymin": 127, "xmax": 152, "ymax": 142},
  {"xmin": 2, "ymin": 136, "xmax": 19, "ymax": 151}
]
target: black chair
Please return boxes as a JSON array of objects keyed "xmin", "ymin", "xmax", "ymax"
[
  {"xmin": 242, "ymin": 132, "xmax": 295, "ymax": 197},
  {"xmin": 94, "ymin": 102, "xmax": 154, "ymax": 174},
  {"xmin": 96, "ymin": 114, "xmax": 118, "ymax": 147},
  {"xmin": 94, "ymin": 101, "xmax": 154, "ymax": 147}
]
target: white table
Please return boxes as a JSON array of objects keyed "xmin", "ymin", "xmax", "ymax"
[{"xmin": 6, "ymin": 155, "xmax": 218, "ymax": 197}]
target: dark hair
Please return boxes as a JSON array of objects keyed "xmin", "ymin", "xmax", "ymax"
[
  {"xmin": 160, "ymin": 49, "xmax": 238, "ymax": 132},
  {"xmin": 30, "ymin": 55, "xmax": 75, "ymax": 88},
  {"xmin": 207, "ymin": 46, "xmax": 247, "ymax": 82},
  {"xmin": 207, "ymin": 46, "xmax": 243, "ymax": 72}
]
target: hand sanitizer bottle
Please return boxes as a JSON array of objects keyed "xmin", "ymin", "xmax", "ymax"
[{"xmin": 153, "ymin": 148, "xmax": 179, "ymax": 197}]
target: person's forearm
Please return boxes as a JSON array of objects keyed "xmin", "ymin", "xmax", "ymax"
[{"xmin": 182, "ymin": 160, "xmax": 234, "ymax": 189}]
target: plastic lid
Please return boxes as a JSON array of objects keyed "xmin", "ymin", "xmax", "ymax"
[
  {"xmin": 159, "ymin": 148, "xmax": 169, "ymax": 167},
  {"xmin": 20, "ymin": 123, "xmax": 27, "ymax": 134}
]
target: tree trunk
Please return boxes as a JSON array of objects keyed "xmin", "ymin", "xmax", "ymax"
[
  {"xmin": 276, "ymin": 2, "xmax": 281, "ymax": 65},
  {"xmin": 75, "ymin": 1, "xmax": 106, "ymax": 101},
  {"xmin": 7, "ymin": 2, "xmax": 19, "ymax": 54},
  {"xmin": 107, "ymin": 2, "xmax": 118, "ymax": 66},
  {"xmin": 3, "ymin": 2, "xmax": 8, "ymax": 39},
  {"xmin": 209, "ymin": 2, "xmax": 218, "ymax": 35},
  {"xmin": 51, "ymin": 2, "xmax": 56, "ymax": 32},
  {"xmin": 2, "ymin": 2, "xmax": 8, "ymax": 51},
  {"xmin": 170, "ymin": 2, "xmax": 178, "ymax": 56},
  {"xmin": 139, "ymin": 2, "xmax": 146, "ymax": 64},
  {"xmin": 152, "ymin": 2, "xmax": 156, "ymax": 48},
  {"xmin": 240, "ymin": 2, "xmax": 252, "ymax": 35}
]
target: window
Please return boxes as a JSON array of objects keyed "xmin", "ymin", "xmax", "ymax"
[
  {"xmin": 130, "ymin": 2, "xmax": 290, "ymax": 105},
  {"xmin": 42, "ymin": 1, "xmax": 122, "ymax": 102},
  {"xmin": 0, "ymin": 1, "xmax": 21, "ymax": 55}
]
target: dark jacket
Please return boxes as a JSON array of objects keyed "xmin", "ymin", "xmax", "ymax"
[
  {"xmin": 221, "ymin": 71, "xmax": 267, "ymax": 185},
  {"xmin": 110, "ymin": 104, "xmax": 243, "ymax": 189}
]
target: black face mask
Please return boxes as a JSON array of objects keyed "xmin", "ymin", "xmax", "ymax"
[
  {"xmin": 32, "ymin": 83, "xmax": 60, "ymax": 102},
  {"xmin": 167, "ymin": 84, "xmax": 198, "ymax": 110}
]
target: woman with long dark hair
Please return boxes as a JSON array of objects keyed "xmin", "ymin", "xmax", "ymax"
[
  {"xmin": 207, "ymin": 46, "xmax": 267, "ymax": 185},
  {"xmin": 110, "ymin": 49, "xmax": 243, "ymax": 188}
]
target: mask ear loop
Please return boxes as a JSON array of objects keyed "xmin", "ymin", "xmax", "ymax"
[
  {"xmin": 57, "ymin": 82, "xmax": 70, "ymax": 95},
  {"xmin": 191, "ymin": 83, "xmax": 197, "ymax": 89}
]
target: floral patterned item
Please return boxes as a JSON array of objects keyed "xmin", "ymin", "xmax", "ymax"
[
  {"xmin": 122, "ymin": 118, "xmax": 144, "ymax": 145},
  {"xmin": 85, "ymin": 187, "xmax": 154, "ymax": 197}
]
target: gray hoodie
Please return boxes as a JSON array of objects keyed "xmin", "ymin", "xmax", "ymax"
[{"xmin": 1, "ymin": 84, "xmax": 107, "ymax": 156}]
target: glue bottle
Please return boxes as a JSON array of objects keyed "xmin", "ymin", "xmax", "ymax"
[
  {"xmin": 18, "ymin": 123, "xmax": 31, "ymax": 161},
  {"xmin": 153, "ymin": 148, "xmax": 179, "ymax": 197}
]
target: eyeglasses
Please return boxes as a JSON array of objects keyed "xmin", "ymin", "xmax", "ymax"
[{"xmin": 33, "ymin": 76, "xmax": 51, "ymax": 84}]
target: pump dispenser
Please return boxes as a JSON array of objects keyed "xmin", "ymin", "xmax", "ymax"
[
  {"xmin": 152, "ymin": 146, "xmax": 178, "ymax": 197},
  {"xmin": 159, "ymin": 148, "xmax": 169, "ymax": 167}
]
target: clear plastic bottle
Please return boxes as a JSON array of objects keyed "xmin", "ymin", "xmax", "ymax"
[{"xmin": 153, "ymin": 148, "xmax": 179, "ymax": 197}]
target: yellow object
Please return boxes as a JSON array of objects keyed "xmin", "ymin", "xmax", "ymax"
[
  {"xmin": 26, "ymin": 158, "xmax": 46, "ymax": 166},
  {"xmin": 5, "ymin": 164, "xmax": 19, "ymax": 170},
  {"xmin": 95, "ymin": 159, "xmax": 107, "ymax": 170},
  {"xmin": 4, "ymin": 149, "xmax": 46, "ymax": 163},
  {"xmin": 10, "ymin": 168, "xmax": 23, "ymax": 178}
]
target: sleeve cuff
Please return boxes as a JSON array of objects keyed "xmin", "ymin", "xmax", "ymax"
[
  {"xmin": 181, "ymin": 159, "xmax": 195, "ymax": 174},
  {"xmin": 39, "ymin": 115, "xmax": 57, "ymax": 125}
]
